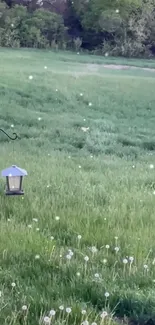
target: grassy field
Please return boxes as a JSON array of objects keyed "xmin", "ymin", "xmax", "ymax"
[{"xmin": 1, "ymin": 49, "xmax": 155, "ymax": 325}]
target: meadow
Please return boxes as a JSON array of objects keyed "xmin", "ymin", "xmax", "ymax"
[{"xmin": 1, "ymin": 49, "xmax": 155, "ymax": 325}]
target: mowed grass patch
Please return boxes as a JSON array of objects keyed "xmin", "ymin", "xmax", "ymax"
[{"xmin": 1, "ymin": 49, "xmax": 155, "ymax": 324}]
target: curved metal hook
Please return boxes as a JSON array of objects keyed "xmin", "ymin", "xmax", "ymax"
[{"xmin": 0, "ymin": 129, "xmax": 18, "ymax": 140}]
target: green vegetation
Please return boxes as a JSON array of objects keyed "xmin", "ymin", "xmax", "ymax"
[
  {"xmin": 1, "ymin": 49, "xmax": 155, "ymax": 325},
  {"xmin": 1, "ymin": 0, "xmax": 155, "ymax": 57}
]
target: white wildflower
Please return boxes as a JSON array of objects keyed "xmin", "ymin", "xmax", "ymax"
[
  {"xmin": 38, "ymin": 117, "xmax": 42, "ymax": 121},
  {"xmin": 150, "ymin": 164, "xmax": 154, "ymax": 169},
  {"xmin": 114, "ymin": 247, "xmax": 119, "ymax": 253},
  {"xmin": 55, "ymin": 216, "xmax": 60, "ymax": 221},
  {"xmin": 91, "ymin": 323, "xmax": 97, "ymax": 325},
  {"xmin": 77, "ymin": 235, "xmax": 82, "ymax": 240},
  {"xmin": 105, "ymin": 52, "xmax": 109, "ymax": 57},
  {"xmin": 59, "ymin": 305, "xmax": 64, "ymax": 310},
  {"xmin": 88, "ymin": 102, "xmax": 92, "ymax": 107},
  {"xmin": 144, "ymin": 264, "xmax": 148, "ymax": 269},
  {"xmin": 76, "ymin": 272, "xmax": 81, "ymax": 276},
  {"xmin": 28, "ymin": 224, "xmax": 32, "ymax": 229},
  {"xmin": 22, "ymin": 305, "xmax": 28, "ymax": 311},
  {"xmin": 105, "ymin": 245, "xmax": 110, "ymax": 249},
  {"xmin": 79, "ymin": 165, "xmax": 82, "ymax": 169},
  {"xmin": 29, "ymin": 75, "xmax": 33, "ymax": 80},
  {"xmin": 116, "ymin": 9, "xmax": 119, "ymax": 13},
  {"xmin": 51, "ymin": 236, "xmax": 54, "ymax": 240},
  {"xmin": 105, "ymin": 292, "xmax": 110, "ymax": 298},
  {"xmin": 84, "ymin": 256, "xmax": 89, "ymax": 262},
  {"xmin": 80, "ymin": 93, "xmax": 83, "ymax": 96},
  {"xmin": 66, "ymin": 307, "xmax": 72, "ymax": 313},
  {"xmin": 11, "ymin": 124, "xmax": 14, "ymax": 128},
  {"xmin": 36, "ymin": 228, "xmax": 40, "ymax": 231},
  {"xmin": 103, "ymin": 259, "xmax": 107, "ymax": 264},
  {"xmin": 44, "ymin": 66, "xmax": 47, "ymax": 69}
]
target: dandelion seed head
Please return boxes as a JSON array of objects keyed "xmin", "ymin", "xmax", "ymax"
[
  {"xmin": 55, "ymin": 89, "xmax": 58, "ymax": 92},
  {"xmin": 144, "ymin": 264, "xmax": 148, "ymax": 269},
  {"xmin": 103, "ymin": 258, "xmax": 107, "ymax": 264},
  {"xmin": 115, "ymin": 236, "xmax": 118, "ymax": 240},
  {"xmin": 105, "ymin": 245, "xmax": 110, "ymax": 249},
  {"xmin": 29, "ymin": 75, "xmax": 33, "ymax": 80},
  {"xmin": 80, "ymin": 93, "xmax": 83, "ymax": 96},
  {"xmin": 105, "ymin": 292, "xmax": 110, "ymax": 298},
  {"xmin": 55, "ymin": 216, "xmax": 60, "ymax": 221},
  {"xmin": 123, "ymin": 258, "xmax": 128, "ymax": 264},
  {"xmin": 43, "ymin": 316, "xmax": 51, "ymax": 324},
  {"xmin": 33, "ymin": 218, "xmax": 38, "ymax": 222},
  {"xmin": 68, "ymin": 249, "xmax": 74, "ymax": 256},
  {"xmin": 11, "ymin": 124, "xmax": 14, "ymax": 128},
  {"xmin": 11, "ymin": 282, "xmax": 16, "ymax": 287},
  {"xmin": 51, "ymin": 236, "xmax": 54, "ymax": 240},
  {"xmin": 83, "ymin": 118, "xmax": 86, "ymax": 121},
  {"xmin": 129, "ymin": 256, "xmax": 134, "ymax": 263},
  {"xmin": 49, "ymin": 309, "xmax": 56, "ymax": 316},
  {"xmin": 28, "ymin": 224, "xmax": 32, "ymax": 229},
  {"xmin": 66, "ymin": 307, "xmax": 72, "ymax": 313},
  {"xmin": 91, "ymin": 246, "xmax": 98, "ymax": 253},
  {"xmin": 88, "ymin": 102, "xmax": 92, "ymax": 107},
  {"xmin": 76, "ymin": 272, "xmax": 81, "ymax": 276},
  {"xmin": 105, "ymin": 52, "xmax": 109, "ymax": 57},
  {"xmin": 38, "ymin": 117, "xmax": 42, "ymax": 121},
  {"xmin": 79, "ymin": 165, "xmax": 82, "ymax": 169},
  {"xmin": 84, "ymin": 256, "xmax": 89, "ymax": 262},
  {"xmin": 101, "ymin": 311, "xmax": 108, "ymax": 319},
  {"xmin": 59, "ymin": 305, "xmax": 64, "ymax": 310},
  {"xmin": 66, "ymin": 254, "xmax": 72, "ymax": 260},
  {"xmin": 94, "ymin": 273, "xmax": 100, "ymax": 278},
  {"xmin": 35, "ymin": 255, "xmax": 40, "ymax": 260},
  {"xmin": 77, "ymin": 234, "xmax": 82, "ymax": 240},
  {"xmin": 114, "ymin": 247, "xmax": 119, "ymax": 252},
  {"xmin": 36, "ymin": 228, "xmax": 40, "ymax": 231},
  {"xmin": 44, "ymin": 66, "xmax": 47, "ymax": 69},
  {"xmin": 81, "ymin": 309, "xmax": 87, "ymax": 315},
  {"xmin": 116, "ymin": 9, "xmax": 119, "ymax": 13},
  {"xmin": 22, "ymin": 305, "xmax": 28, "ymax": 311},
  {"xmin": 91, "ymin": 323, "xmax": 97, "ymax": 325},
  {"xmin": 11, "ymin": 23, "xmax": 14, "ymax": 27},
  {"xmin": 150, "ymin": 164, "xmax": 154, "ymax": 169}
]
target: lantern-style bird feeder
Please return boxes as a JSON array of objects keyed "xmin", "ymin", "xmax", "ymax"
[{"xmin": 1, "ymin": 165, "xmax": 28, "ymax": 195}]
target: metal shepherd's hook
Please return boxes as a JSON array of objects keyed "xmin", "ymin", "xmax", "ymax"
[{"xmin": 0, "ymin": 129, "xmax": 18, "ymax": 140}]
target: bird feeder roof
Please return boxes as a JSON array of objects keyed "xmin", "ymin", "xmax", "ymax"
[{"xmin": 1, "ymin": 165, "xmax": 28, "ymax": 177}]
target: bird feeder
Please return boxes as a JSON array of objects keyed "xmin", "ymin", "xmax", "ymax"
[{"xmin": 1, "ymin": 165, "xmax": 28, "ymax": 195}]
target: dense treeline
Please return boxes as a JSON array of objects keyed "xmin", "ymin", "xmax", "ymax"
[{"xmin": 0, "ymin": 0, "xmax": 155, "ymax": 57}]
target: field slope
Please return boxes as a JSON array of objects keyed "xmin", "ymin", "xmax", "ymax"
[{"xmin": 1, "ymin": 49, "xmax": 155, "ymax": 325}]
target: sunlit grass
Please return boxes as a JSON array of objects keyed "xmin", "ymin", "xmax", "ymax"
[{"xmin": 1, "ymin": 49, "xmax": 155, "ymax": 325}]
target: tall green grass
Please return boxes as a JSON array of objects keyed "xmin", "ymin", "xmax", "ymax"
[{"xmin": 1, "ymin": 49, "xmax": 155, "ymax": 325}]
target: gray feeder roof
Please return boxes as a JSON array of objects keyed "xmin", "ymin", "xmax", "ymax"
[{"xmin": 1, "ymin": 165, "xmax": 28, "ymax": 177}]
